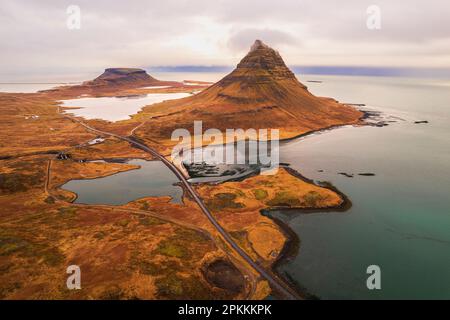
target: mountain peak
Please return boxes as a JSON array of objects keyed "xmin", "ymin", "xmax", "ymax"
[
  {"xmin": 221, "ymin": 40, "xmax": 297, "ymax": 84},
  {"xmin": 135, "ymin": 40, "xmax": 363, "ymax": 144},
  {"xmin": 250, "ymin": 39, "xmax": 269, "ymax": 52}
]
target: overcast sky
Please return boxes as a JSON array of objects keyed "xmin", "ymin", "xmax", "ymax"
[{"xmin": 1, "ymin": 0, "xmax": 449, "ymax": 78}]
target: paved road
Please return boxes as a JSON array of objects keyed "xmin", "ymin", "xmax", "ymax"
[{"xmin": 66, "ymin": 116, "xmax": 300, "ymax": 300}]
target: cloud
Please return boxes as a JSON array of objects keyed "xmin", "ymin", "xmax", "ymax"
[{"xmin": 0, "ymin": 0, "xmax": 449, "ymax": 79}]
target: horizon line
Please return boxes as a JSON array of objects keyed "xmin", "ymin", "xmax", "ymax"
[{"xmin": 147, "ymin": 65, "xmax": 450, "ymax": 78}]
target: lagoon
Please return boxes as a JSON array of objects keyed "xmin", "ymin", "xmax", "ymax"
[
  {"xmin": 62, "ymin": 159, "xmax": 183, "ymax": 205},
  {"xmin": 60, "ymin": 92, "xmax": 190, "ymax": 122}
]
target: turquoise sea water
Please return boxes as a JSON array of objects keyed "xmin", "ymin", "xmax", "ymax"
[{"xmin": 274, "ymin": 75, "xmax": 450, "ymax": 299}]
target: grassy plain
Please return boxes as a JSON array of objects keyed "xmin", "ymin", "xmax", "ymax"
[{"xmin": 0, "ymin": 68, "xmax": 357, "ymax": 299}]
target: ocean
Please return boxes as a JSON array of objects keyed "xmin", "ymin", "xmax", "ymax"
[{"xmin": 275, "ymin": 75, "xmax": 450, "ymax": 299}]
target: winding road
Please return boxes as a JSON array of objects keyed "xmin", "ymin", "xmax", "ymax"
[{"xmin": 65, "ymin": 115, "xmax": 300, "ymax": 300}]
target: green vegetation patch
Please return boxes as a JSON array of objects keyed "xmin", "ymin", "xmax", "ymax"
[
  {"xmin": 205, "ymin": 192, "xmax": 244, "ymax": 211},
  {"xmin": 173, "ymin": 228, "xmax": 210, "ymax": 243},
  {"xmin": 57, "ymin": 207, "xmax": 78, "ymax": 219},
  {"xmin": 131, "ymin": 249, "xmax": 181, "ymax": 276},
  {"xmin": 152, "ymin": 228, "xmax": 211, "ymax": 262},
  {"xmin": 303, "ymin": 191, "xmax": 325, "ymax": 207},
  {"xmin": 18, "ymin": 211, "xmax": 49, "ymax": 224},
  {"xmin": 0, "ymin": 161, "xmax": 45, "ymax": 194},
  {"xmin": 266, "ymin": 191, "xmax": 301, "ymax": 207},
  {"xmin": 0, "ymin": 236, "xmax": 29, "ymax": 256},
  {"xmin": 116, "ymin": 218, "xmax": 130, "ymax": 227},
  {"xmin": 93, "ymin": 231, "xmax": 106, "ymax": 239},
  {"xmin": 0, "ymin": 173, "xmax": 29, "ymax": 194},
  {"xmin": 0, "ymin": 234, "xmax": 64, "ymax": 266},
  {"xmin": 40, "ymin": 247, "xmax": 65, "ymax": 266},
  {"xmin": 156, "ymin": 273, "xmax": 216, "ymax": 299},
  {"xmin": 257, "ymin": 180, "xmax": 274, "ymax": 187},
  {"xmin": 156, "ymin": 242, "xmax": 188, "ymax": 258},
  {"xmin": 139, "ymin": 201, "xmax": 150, "ymax": 211},
  {"xmin": 229, "ymin": 230, "xmax": 248, "ymax": 248},
  {"xmin": 156, "ymin": 273, "xmax": 184, "ymax": 297},
  {"xmin": 138, "ymin": 261, "xmax": 161, "ymax": 276},
  {"xmin": 253, "ymin": 189, "xmax": 268, "ymax": 200},
  {"xmin": 44, "ymin": 196, "xmax": 55, "ymax": 204},
  {"xmin": 139, "ymin": 216, "xmax": 165, "ymax": 226}
]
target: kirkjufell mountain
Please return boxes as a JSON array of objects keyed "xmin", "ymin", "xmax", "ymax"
[{"xmin": 136, "ymin": 40, "xmax": 363, "ymax": 142}]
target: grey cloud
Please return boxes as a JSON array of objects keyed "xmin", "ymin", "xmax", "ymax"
[{"xmin": 1, "ymin": 0, "xmax": 450, "ymax": 78}]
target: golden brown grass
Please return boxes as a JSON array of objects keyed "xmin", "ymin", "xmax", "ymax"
[
  {"xmin": 196, "ymin": 168, "xmax": 343, "ymax": 263},
  {"xmin": 0, "ymin": 67, "xmax": 351, "ymax": 299}
]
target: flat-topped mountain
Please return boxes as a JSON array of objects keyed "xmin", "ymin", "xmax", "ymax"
[
  {"xmin": 92, "ymin": 68, "xmax": 158, "ymax": 84},
  {"xmin": 81, "ymin": 67, "xmax": 182, "ymax": 89},
  {"xmin": 41, "ymin": 68, "xmax": 180, "ymax": 98},
  {"xmin": 86, "ymin": 68, "xmax": 159, "ymax": 86},
  {"xmin": 135, "ymin": 40, "xmax": 364, "ymax": 143}
]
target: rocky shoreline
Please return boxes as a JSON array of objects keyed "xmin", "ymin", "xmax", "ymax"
[
  {"xmin": 261, "ymin": 106, "xmax": 391, "ymax": 299},
  {"xmin": 257, "ymin": 112, "xmax": 373, "ymax": 299},
  {"xmin": 262, "ymin": 165, "xmax": 353, "ymax": 300}
]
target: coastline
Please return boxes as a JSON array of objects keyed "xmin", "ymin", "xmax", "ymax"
[
  {"xmin": 261, "ymin": 107, "xmax": 386, "ymax": 298},
  {"xmin": 56, "ymin": 105, "xmax": 370, "ymax": 299},
  {"xmin": 262, "ymin": 165, "xmax": 353, "ymax": 300},
  {"xmin": 186, "ymin": 110, "xmax": 370, "ymax": 300},
  {"xmin": 278, "ymin": 108, "xmax": 372, "ymax": 144},
  {"xmin": 259, "ymin": 114, "xmax": 370, "ymax": 299},
  {"xmin": 71, "ymin": 105, "xmax": 368, "ymax": 299},
  {"xmin": 6, "ymin": 85, "xmax": 367, "ymax": 299}
]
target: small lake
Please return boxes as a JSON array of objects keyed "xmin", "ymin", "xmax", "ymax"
[
  {"xmin": 60, "ymin": 92, "xmax": 190, "ymax": 121},
  {"xmin": 62, "ymin": 159, "xmax": 183, "ymax": 205}
]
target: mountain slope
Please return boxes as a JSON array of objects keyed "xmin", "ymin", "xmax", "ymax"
[
  {"xmin": 189, "ymin": 40, "xmax": 361, "ymax": 127},
  {"xmin": 136, "ymin": 40, "xmax": 363, "ymax": 145}
]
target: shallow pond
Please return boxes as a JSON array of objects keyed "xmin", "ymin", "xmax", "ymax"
[
  {"xmin": 60, "ymin": 92, "xmax": 190, "ymax": 121},
  {"xmin": 62, "ymin": 159, "xmax": 183, "ymax": 205}
]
